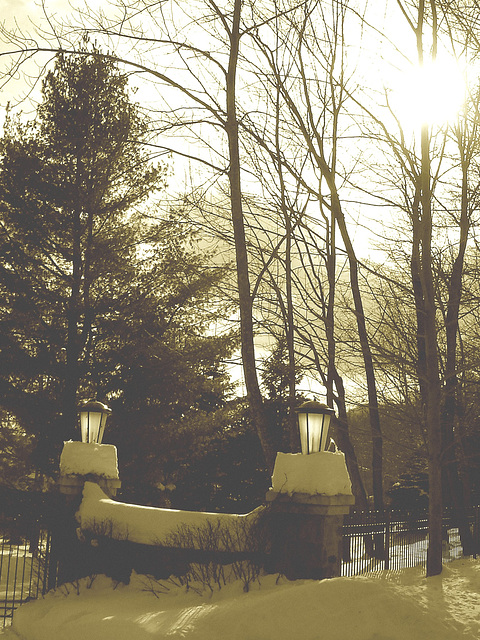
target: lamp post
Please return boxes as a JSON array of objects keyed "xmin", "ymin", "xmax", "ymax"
[
  {"xmin": 265, "ymin": 399, "xmax": 354, "ymax": 580},
  {"xmin": 295, "ymin": 399, "xmax": 335, "ymax": 454},
  {"xmin": 78, "ymin": 400, "xmax": 112, "ymax": 444}
]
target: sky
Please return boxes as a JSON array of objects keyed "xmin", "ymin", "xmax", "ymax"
[
  {"xmin": 0, "ymin": 0, "xmax": 472, "ymax": 401},
  {"xmin": 0, "ymin": 0, "xmax": 467, "ymax": 257},
  {"xmin": 0, "ymin": 0, "xmax": 468, "ymax": 190}
]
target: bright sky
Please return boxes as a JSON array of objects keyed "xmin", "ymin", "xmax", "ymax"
[
  {"xmin": 389, "ymin": 56, "xmax": 467, "ymax": 131},
  {"xmin": 0, "ymin": 0, "xmax": 473, "ymax": 398},
  {"xmin": 0, "ymin": 1, "xmax": 468, "ymax": 123},
  {"xmin": 0, "ymin": 0, "xmax": 470, "ymax": 281},
  {"xmin": 0, "ymin": 0, "xmax": 470, "ymax": 187}
]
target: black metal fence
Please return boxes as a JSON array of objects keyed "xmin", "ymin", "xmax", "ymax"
[
  {"xmin": 0, "ymin": 488, "xmax": 60, "ymax": 628},
  {"xmin": 0, "ymin": 518, "xmax": 57, "ymax": 627},
  {"xmin": 341, "ymin": 508, "xmax": 468, "ymax": 577}
]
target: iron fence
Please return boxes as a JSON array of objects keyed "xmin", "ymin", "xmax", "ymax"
[
  {"xmin": 341, "ymin": 508, "xmax": 467, "ymax": 577},
  {"xmin": 0, "ymin": 518, "xmax": 57, "ymax": 627}
]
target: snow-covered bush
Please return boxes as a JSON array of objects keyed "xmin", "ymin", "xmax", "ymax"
[{"xmin": 142, "ymin": 508, "xmax": 270, "ymax": 594}]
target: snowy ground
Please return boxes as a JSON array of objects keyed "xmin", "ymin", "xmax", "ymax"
[{"xmin": 2, "ymin": 558, "xmax": 480, "ymax": 639}]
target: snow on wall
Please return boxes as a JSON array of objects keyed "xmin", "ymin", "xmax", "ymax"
[
  {"xmin": 77, "ymin": 482, "xmax": 258, "ymax": 549},
  {"xmin": 271, "ymin": 451, "xmax": 352, "ymax": 496},
  {"xmin": 60, "ymin": 441, "xmax": 119, "ymax": 479}
]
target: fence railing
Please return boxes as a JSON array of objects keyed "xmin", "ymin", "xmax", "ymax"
[
  {"xmin": 0, "ymin": 519, "xmax": 56, "ymax": 627},
  {"xmin": 341, "ymin": 508, "xmax": 470, "ymax": 577}
]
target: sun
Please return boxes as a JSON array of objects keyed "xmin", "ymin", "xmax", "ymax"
[{"xmin": 388, "ymin": 56, "xmax": 466, "ymax": 130}]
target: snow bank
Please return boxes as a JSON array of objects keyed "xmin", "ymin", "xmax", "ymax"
[
  {"xmin": 10, "ymin": 559, "xmax": 480, "ymax": 640},
  {"xmin": 270, "ymin": 451, "xmax": 352, "ymax": 496},
  {"xmin": 77, "ymin": 482, "xmax": 257, "ymax": 548},
  {"xmin": 60, "ymin": 441, "xmax": 119, "ymax": 479}
]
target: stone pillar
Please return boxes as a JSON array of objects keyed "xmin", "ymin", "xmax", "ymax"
[
  {"xmin": 53, "ymin": 441, "xmax": 121, "ymax": 584},
  {"xmin": 58, "ymin": 441, "xmax": 121, "ymax": 499},
  {"xmin": 265, "ymin": 451, "xmax": 355, "ymax": 580}
]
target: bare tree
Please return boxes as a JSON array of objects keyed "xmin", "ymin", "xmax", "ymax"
[
  {"xmin": 353, "ymin": 0, "xmax": 480, "ymax": 575},
  {"xmin": 239, "ymin": 0, "xmax": 382, "ymax": 509}
]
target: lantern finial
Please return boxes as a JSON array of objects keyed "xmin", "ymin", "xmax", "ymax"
[
  {"xmin": 78, "ymin": 399, "xmax": 112, "ymax": 444},
  {"xmin": 295, "ymin": 400, "xmax": 334, "ymax": 454}
]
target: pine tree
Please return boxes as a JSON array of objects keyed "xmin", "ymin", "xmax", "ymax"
[
  {"xmin": 0, "ymin": 47, "xmax": 238, "ymax": 485},
  {"xmin": 0, "ymin": 47, "xmax": 165, "ymax": 471}
]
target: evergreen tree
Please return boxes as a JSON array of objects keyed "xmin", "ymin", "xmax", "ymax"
[
  {"xmin": 101, "ymin": 218, "xmax": 240, "ymax": 501},
  {"xmin": 0, "ymin": 49, "xmax": 235, "ymax": 476},
  {"xmin": 261, "ymin": 337, "xmax": 303, "ymax": 452}
]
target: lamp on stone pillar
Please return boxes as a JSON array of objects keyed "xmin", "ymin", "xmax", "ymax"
[
  {"xmin": 265, "ymin": 400, "xmax": 354, "ymax": 580},
  {"xmin": 295, "ymin": 400, "xmax": 335, "ymax": 454},
  {"xmin": 78, "ymin": 400, "xmax": 112, "ymax": 444}
]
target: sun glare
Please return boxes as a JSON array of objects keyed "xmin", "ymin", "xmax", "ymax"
[{"xmin": 388, "ymin": 57, "xmax": 466, "ymax": 130}]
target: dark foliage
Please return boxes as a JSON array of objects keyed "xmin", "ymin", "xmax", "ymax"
[
  {"xmin": 386, "ymin": 472, "xmax": 429, "ymax": 512},
  {"xmin": 116, "ymin": 399, "xmax": 269, "ymax": 513},
  {"xmin": 0, "ymin": 48, "xmax": 237, "ymax": 484}
]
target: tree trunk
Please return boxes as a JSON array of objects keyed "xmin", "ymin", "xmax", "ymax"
[
  {"xmin": 441, "ymin": 143, "xmax": 475, "ymax": 555},
  {"xmin": 332, "ymin": 192, "xmax": 384, "ymax": 512},
  {"xmin": 331, "ymin": 372, "xmax": 369, "ymax": 511},
  {"xmin": 419, "ymin": 119, "xmax": 443, "ymax": 577},
  {"xmin": 64, "ymin": 161, "xmax": 83, "ymax": 442},
  {"xmin": 226, "ymin": 0, "xmax": 275, "ymax": 471}
]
